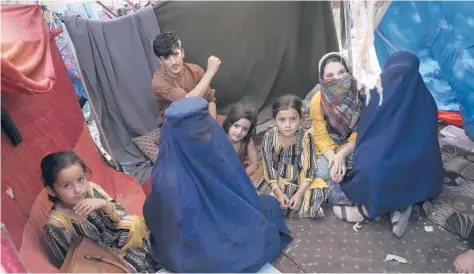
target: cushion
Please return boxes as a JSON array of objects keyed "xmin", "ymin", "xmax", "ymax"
[
  {"xmin": 133, "ymin": 116, "xmax": 225, "ymax": 163},
  {"xmin": 133, "ymin": 127, "xmax": 161, "ymax": 163}
]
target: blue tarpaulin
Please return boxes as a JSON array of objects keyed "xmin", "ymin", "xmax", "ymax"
[{"xmin": 374, "ymin": 1, "xmax": 474, "ymax": 140}]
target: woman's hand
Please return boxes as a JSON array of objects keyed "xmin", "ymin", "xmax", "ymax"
[
  {"xmin": 289, "ymin": 191, "xmax": 304, "ymax": 210},
  {"xmin": 274, "ymin": 189, "xmax": 290, "ymax": 209},
  {"xmin": 331, "ymin": 171, "xmax": 344, "ymax": 183},
  {"xmin": 329, "ymin": 152, "xmax": 346, "ymax": 183},
  {"xmin": 74, "ymin": 198, "xmax": 108, "ymax": 216}
]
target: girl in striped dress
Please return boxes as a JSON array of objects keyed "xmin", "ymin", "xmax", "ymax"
[
  {"xmin": 254, "ymin": 95, "xmax": 330, "ymax": 219},
  {"xmin": 41, "ymin": 151, "xmax": 157, "ymax": 273}
]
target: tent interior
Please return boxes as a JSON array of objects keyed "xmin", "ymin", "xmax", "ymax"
[{"xmin": 1, "ymin": 0, "xmax": 473, "ymax": 273}]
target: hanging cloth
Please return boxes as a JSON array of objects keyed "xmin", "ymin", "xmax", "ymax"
[
  {"xmin": 1, "ymin": 5, "xmax": 56, "ymax": 94},
  {"xmin": 44, "ymin": 7, "xmax": 88, "ymax": 101}
]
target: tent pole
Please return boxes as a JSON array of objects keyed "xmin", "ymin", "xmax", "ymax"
[
  {"xmin": 96, "ymin": 1, "xmax": 117, "ymax": 18},
  {"xmin": 345, "ymin": 0, "xmax": 353, "ymax": 68}
]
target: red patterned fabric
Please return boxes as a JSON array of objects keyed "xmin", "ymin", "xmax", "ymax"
[{"xmin": 1, "ymin": 5, "xmax": 56, "ymax": 94}]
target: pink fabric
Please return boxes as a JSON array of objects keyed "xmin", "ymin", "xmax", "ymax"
[
  {"xmin": 1, "ymin": 5, "xmax": 56, "ymax": 94},
  {"xmin": 1, "ymin": 36, "xmax": 83, "ymax": 251},
  {"xmin": 1, "ymin": 226, "xmax": 27, "ymax": 273},
  {"xmin": 1, "ymin": 18, "xmax": 145, "ymax": 272}
]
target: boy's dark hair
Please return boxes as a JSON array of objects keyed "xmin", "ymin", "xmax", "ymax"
[
  {"xmin": 222, "ymin": 103, "xmax": 258, "ymax": 143},
  {"xmin": 41, "ymin": 151, "xmax": 91, "ymax": 202},
  {"xmin": 153, "ymin": 32, "xmax": 181, "ymax": 58},
  {"xmin": 272, "ymin": 94, "xmax": 303, "ymax": 118}
]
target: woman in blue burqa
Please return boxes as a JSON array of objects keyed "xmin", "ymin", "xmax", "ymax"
[
  {"xmin": 333, "ymin": 51, "xmax": 444, "ymax": 237},
  {"xmin": 143, "ymin": 97, "xmax": 292, "ymax": 273}
]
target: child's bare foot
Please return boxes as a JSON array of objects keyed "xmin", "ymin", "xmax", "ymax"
[{"xmin": 454, "ymin": 249, "xmax": 474, "ymax": 273}]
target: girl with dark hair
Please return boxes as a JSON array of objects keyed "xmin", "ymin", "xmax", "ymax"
[
  {"xmin": 254, "ymin": 94, "xmax": 329, "ymax": 219},
  {"xmin": 41, "ymin": 151, "xmax": 156, "ymax": 272},
  {"xmin": 222, "ymin": 103, "xmax": 258, "ymax": 175}
]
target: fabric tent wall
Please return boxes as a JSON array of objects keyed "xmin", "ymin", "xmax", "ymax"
[
  {"xmin": 374, "ymin": 1, "xmax": 474, "ymax": 140},
  {"xmin": 154, "ymin": 1, "xmax": 339, "ymax": 122},
  {"xmin": 1, "ymin": 5, "xmax": 56, "ymax": 94},
  {"xmin": 1, "ymin": 6, "xmax": 146, "ymax": 272},
  {"xmin": 63, "ymin": 7, "xmax": 160, "ymax": 183}
]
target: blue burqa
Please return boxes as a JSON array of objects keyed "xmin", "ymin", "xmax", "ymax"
[
  {"xmin": 341, "ymin": 51, "xmax": 444, "ymax": 217},
  {"xmin": 143, "ymin": 97, "xmax": 292, "ymax": 273}
]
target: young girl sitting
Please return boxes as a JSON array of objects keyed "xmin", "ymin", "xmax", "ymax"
[
  {"xmin": 41, "ymin": 151, "xmax": 156, "ymax": 273},
  {"xmin": 222, "ymin": 103, "xmax": 259, "ymax": 176},
  {"xmin": 254, "ymin": 94, "xmax": 329, "ymax": 219}
]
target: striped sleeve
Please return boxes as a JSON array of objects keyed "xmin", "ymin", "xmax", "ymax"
[
  {"xmin": 262, "ymin": 129, "xmax": 278, "ymax": 183},
  {"xmin": 300, "ymin": 131, "xmax": 317, "ymax": 183},
  {"xmin": 43, "ymin": 213, "xmax": 75, "ymax": 268},
  {"xmin": 89, "ymin": 182, "xmax": 129, "ymax": 223}
]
